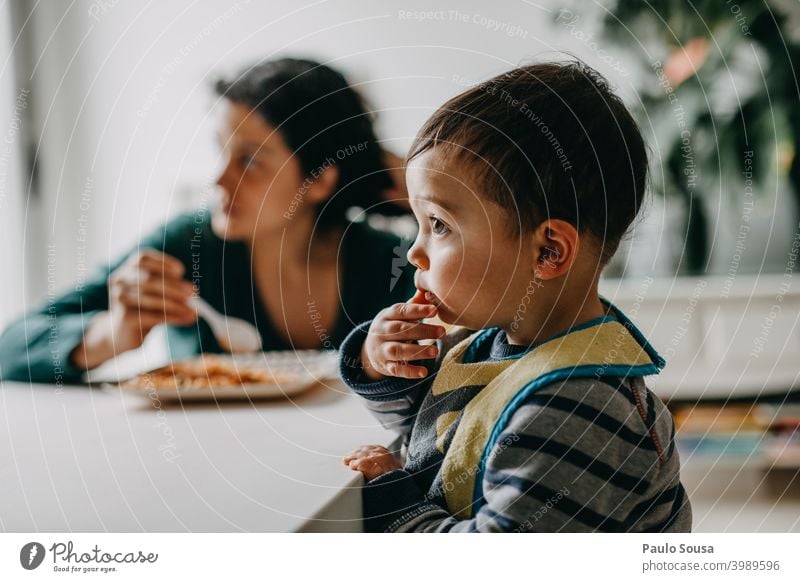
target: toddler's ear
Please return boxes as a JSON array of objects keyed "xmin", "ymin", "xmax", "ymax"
[{"xmin": 531, "ymin": 219, "xmax": 579, "ymax": 279}]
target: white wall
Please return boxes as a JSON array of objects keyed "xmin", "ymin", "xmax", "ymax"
[{"xmin": 0, "ymin": 5, "xmax": 26, "ymax": 328}]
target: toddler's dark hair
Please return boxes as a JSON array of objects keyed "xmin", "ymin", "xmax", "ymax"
[{"xmin": 408, "ymin": 61, "xmax": 647, "ymax": 264}]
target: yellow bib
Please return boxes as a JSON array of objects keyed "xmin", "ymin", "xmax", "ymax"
[{"xmin": 435, "ymin": 307, "xmax": 664, "ymax": 519}]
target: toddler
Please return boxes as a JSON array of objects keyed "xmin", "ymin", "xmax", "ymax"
[{"xmin": 340, "ymin": 62, "xmax": 692, "ymax": 533}]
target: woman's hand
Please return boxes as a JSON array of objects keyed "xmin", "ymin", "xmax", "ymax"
[
  {"xmin": 344, "ymin": 445, "xmax": 403, "ymax": 481},
  {"xmin": 71, "ymin": 250, "xmax": 196, "ymax": 370},
  {"xmin": 359, "ymin": 294, "xmax": 446, "ymax": 382},
  {"xmin": 108, "ymin": 249, "xmax": 197, "ymax": 349}
]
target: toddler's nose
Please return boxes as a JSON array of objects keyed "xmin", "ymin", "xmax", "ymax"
[{"xmin": 407, "ymin": 242, "xmax": 429, "ymax": 271}]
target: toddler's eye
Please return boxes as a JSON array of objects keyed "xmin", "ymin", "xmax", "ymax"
[{"xmin": 430, "ymin": 216, "xmax": 450, "ymax": 236}]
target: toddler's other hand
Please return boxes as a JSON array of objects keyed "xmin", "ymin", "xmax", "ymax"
[{"xmin": 344, "ymin": 445, "xmax": 403, "ymax": 481}]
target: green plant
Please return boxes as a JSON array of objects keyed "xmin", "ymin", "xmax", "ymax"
[{"xmin": 600, "ymin": 0, "xmax": 800, "ymax": 274}]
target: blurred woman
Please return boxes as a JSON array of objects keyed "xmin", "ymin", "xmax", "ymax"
[{"xmin": 0, "ymin": 58, "xmax": 414, "ymax": 383}]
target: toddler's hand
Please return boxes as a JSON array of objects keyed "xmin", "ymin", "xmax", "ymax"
[
  {"xmin": 360, "ymin": 290, "xmax": 446, "ymax": 381},
  {"xmin": 344, "ymin": 445, "xmax": 403, "ymax": 481}
]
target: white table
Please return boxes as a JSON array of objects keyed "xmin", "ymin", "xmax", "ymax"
[{"xmin": 0, "ymin": 378, "xmax": 396, "ymax": 532}]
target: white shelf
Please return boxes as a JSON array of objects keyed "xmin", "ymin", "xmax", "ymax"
[{"xmin": 600, "ymin": 274, "xmax": 800, "ymax": 400}]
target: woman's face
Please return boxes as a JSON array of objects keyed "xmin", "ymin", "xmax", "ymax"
[{"xmin": 212, "ymin": 101, "xmax": 307, "ymax": 242}]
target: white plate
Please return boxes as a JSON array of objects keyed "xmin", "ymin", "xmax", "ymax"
[
  {"xmin": 227, "ymin": 350, "xmax": 339, "ymax": 380},
  {"xmin": 114, "ymin": 350, "xmax": 339, "ymax": 403}
]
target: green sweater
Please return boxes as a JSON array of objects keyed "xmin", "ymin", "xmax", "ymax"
[{"xmin": 0, "ymin": 210, "xmax": 415, "ymax": 384}]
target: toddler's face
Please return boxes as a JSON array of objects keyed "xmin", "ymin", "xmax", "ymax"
[{"xmin": 405, "ymin": 149, "xmax": 536, "ymax": 330}]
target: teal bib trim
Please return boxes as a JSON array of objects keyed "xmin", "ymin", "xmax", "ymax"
[{"xmin": 462, "ymin": 314, "xmax": 622, "ymax": 364}]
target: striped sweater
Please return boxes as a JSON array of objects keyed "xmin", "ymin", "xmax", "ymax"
[{"xmin": 339, "ymin": 321, "xmax": 692, "ymax": 533}]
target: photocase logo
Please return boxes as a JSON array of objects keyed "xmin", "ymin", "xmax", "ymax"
[
  {"xmin": 20, "ymin": 542, "xmax": 45, "ymax": 570},
  {"xmin": 390, "ymin": 238, "xmax": 412, "ymax": 292}
]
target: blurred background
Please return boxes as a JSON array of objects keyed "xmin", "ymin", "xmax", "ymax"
[{"xmin": 1, "ymin": 0, "xmax": 799, "ymax": 531}]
